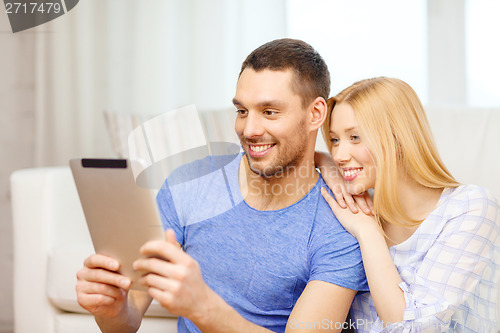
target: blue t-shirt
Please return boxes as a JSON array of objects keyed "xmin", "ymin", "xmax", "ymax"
[{"xmin": 156, "ymin": 153, "xmax": 368, "ymax": 333}]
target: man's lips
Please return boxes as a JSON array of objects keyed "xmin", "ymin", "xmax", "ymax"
[
  {"xmin": 247, "ymin": 143, "xmax": 276, "ymax": 157},
  {"xmin": 342, "ymin": 167, "xmax": 363, "ymax": 181}
]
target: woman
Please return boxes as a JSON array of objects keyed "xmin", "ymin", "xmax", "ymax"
[{"xmin": 320, "ymin": 77, "xmax": 499, "ymax": 332}]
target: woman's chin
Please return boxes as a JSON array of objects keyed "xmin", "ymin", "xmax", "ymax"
[{"xmin": 347, "ymin": 183, "xmax": 370, "ymax": 196}]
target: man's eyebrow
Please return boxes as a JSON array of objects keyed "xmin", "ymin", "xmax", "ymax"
[
  {"xmin": 232, "ymin": 98, "xmax": 287, "ymax": 108},
  {"xmin": 256, "ymin": 100, "xmax": 287, "ymax": 108}
]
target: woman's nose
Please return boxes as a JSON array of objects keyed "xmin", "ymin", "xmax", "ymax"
[{"xmin": 332, "ymin": 143, "xmax": 351, "ymax": 165}]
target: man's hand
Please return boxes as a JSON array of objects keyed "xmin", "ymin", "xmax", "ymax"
[
  {"xmin": 133, "ymin": 229, "xmax": 213, "ymax": 323},
  {"xmin": 315, "ymin": 151, "xmax": 374, "ymax": 215},
  {"xmin": 76, "ymin": 254, "xmax": 131, "ymax": 318}
]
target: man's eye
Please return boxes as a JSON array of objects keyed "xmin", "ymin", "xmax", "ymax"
[
  {"xmin": 264, "ymin": 110, "xmax": 277, "ymax": 116},
  {"xmin": 236, "ymin": 109, "xmax": 247, "ymax": 116}
]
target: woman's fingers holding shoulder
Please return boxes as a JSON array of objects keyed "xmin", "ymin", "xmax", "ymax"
[
  {"xmin": 321, "ymin": 187, "xmax": 341, "ymax": 213},
  {"xmin": 353, "ymin": 191, "xmax": 375, "ymax": 215}
]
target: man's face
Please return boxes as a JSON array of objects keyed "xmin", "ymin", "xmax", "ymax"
[{"xmin": 233, "ymin": 68, "xmax": 311, "ymax": 177}]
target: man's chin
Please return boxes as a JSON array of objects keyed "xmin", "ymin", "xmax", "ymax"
[{"xmin": 247, "ymin": 161, "xmax": 280, "ymax": 178}]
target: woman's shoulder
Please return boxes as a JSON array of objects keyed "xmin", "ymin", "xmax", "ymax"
[
  {"xmin": 444, "ymin": 184, "xmax": 497, "ymax": 203},
  {"xmin": 439, "ymin": 184, "xmax": 499, "ymax": 233}
]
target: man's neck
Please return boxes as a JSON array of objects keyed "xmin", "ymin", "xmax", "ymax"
[{"xmin": 238, "ymin": 155, "xmax": 319, "ymax": 211}]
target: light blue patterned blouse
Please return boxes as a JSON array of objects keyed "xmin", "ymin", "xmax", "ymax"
[{"xmin": 350, "ymin": 185, "xmax": 500, "ymax": 332}]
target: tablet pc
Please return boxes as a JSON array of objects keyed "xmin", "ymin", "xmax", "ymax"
[{"xmin": 70, "ymin": 158, "xmax": 164, "ymax": 290}]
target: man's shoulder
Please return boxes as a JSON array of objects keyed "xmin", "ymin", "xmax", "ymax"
[
  {"xmin": 313, "ymin": 176, "xmax": 340, "ymax": 222},
  {"xmin": 158, "ymin": 153, "xmax": 243, "ymax": 227},
  {"xmin": 166, "ymin": 153, "xmax": 241, "ymax": 187},
  {"xmin": 307, "ymin": 176, "xmax": 360, "ymax": 243}
]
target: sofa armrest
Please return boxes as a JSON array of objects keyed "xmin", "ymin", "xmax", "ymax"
[{"xmin": 11, "ymin": 167, "xmax": 92, "ymax": 333}]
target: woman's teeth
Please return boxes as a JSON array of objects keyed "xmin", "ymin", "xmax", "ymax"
[{"xmin": 344, "ymin": 168, "xmax": 362, "ymax": 177}]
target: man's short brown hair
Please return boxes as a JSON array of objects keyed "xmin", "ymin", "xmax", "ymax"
[{"xmin": 240, "ymin": 38, "xmax": 330, "ymax": 108}]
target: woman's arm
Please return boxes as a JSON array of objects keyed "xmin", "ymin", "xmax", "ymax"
[
  {"xmin": 321, "ymin": 188, "xmax": 405, "ymax": 326},
  {"xmin": 322, "ymin": 186, "xmax": 500, "ymax": 331},
  {"xmin": 355, "ymin": 228, "xmax": 405, "ymax": 326}
]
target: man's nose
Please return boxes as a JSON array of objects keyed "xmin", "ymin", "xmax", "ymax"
[{"xmin": 242, "ymin": 112, "xmax": 265, "ymax": 138}]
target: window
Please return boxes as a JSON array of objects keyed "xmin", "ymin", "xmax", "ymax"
[
  {"xmin": 287, "ymin": 0, "xmax": 500, "ymax": 107},
  {"xmin": 466, "ymin": 0, "xmax": 500, "ymax": 107},
  {"xmin": 286, "ymin": 0, "xmax": 428, "ymax": 103}
]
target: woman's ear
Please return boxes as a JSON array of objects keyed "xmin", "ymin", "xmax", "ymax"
[{"xmin": 308, "ymin": 96, "xmax": 328, "ymax": 131}]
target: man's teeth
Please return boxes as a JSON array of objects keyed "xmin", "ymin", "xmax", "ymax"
[
  {"xmin": 344, "ymin": 169, "xmax": 362, "ymax": 177},
  {"xmin": 250, "ymin": 144, "xmax": 273, "ymax": 152}
]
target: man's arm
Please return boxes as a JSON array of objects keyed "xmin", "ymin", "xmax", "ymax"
[
  {"xmin": 134, "ymin": 229, "xmax": 356, "ymax": 333},
  {"xmin": 177, "ymin": 280, "xmax": 355, "ymax": 333},
  {"xmin": 287, "ymin": 281, "xmax": 355, "ymax": 332}
]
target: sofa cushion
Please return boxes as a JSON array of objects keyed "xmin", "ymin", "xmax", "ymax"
[{"xmin": 54, "ymin": 313, "xmax": 177, "ymax": 333}]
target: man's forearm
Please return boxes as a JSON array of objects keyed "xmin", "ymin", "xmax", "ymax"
[{"xmin": 191, "ymin": 288, "xmax": 273, "ymax": 333}]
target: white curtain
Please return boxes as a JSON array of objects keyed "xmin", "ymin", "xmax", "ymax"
[{"xmin": 34, "ymin": 0, "xmax": 287, "ymax": 166}]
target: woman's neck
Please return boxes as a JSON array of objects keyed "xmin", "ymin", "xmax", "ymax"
[
  {"xmin": 398, "ymin": 176, "xmax": 443, "ymax": 222},
  {"xmin": 383, "ymin": 176, "xmax": 443, "ymax": 248}
]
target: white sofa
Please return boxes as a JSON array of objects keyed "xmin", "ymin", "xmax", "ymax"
[
  {"xmin": 11, "ymin": 107, "xmax": 500, "ymax": 333},
  {"xmin": 10, "ymin": 166, "xmax": 178, "ymax": 333}
]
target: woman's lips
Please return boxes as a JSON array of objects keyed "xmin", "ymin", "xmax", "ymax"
[{"xmin": 342, "ymin": 167, "xmax": 363, "ymax": 182}]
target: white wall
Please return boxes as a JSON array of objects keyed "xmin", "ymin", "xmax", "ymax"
[
  {"xmin": 0, "ymin": 1, "xmax": 287, "ymax": 331},
  {"xmin": 0, "ymin": 12, "xmax": 35, "ymax": 333}
]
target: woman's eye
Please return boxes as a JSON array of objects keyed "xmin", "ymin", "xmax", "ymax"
[
  {"xmin": 330, "ymin": 138, "xmax": 339, "ymax": 145},
  {"xmin": 351, "ymin": 135, "xmax": 360, "ymax": 142}
]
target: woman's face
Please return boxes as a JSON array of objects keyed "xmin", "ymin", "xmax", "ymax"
[{"xmin": 329, "ymin": 102, "xmax": 376, "ymax": 195}]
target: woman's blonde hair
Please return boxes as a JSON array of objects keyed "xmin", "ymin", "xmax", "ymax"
[{"xmin": 322, "ymin": 77, "xmax": 460, "ymax": 227}]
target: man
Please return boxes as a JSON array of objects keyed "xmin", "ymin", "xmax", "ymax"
[{"xmin": 76, "ymin": 38, "xmax": 368, "ymax": 333}]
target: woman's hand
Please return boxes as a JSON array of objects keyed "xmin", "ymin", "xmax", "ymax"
[
  {"xmin": 321, "ymin": 187, "xmax": 381, "ymax": 239},
  {"xmin": 315, "ymin": 151, "xmax": 374, "ymax": 215}
]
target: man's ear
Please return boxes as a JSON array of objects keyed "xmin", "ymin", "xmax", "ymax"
[{"xmin": 308, "ymin": 97, "xmax": 327, "ymax": 131}]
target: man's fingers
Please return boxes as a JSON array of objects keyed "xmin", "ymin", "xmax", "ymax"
[
  {"xmin": 147, "ymin": 286, "xmax": 174, "ymax": 308},
  {"xmin": 77, "ymin": 293, "xmax": 116, "ymax": 307},
  {"xmin": 139, "ymin": 239, "xmax": 188, "ymax": 265},
  {"xmin": 77, "ymin": 265, "xmax": 131, "ymax": 290},
  {"xmin": 139, "ymin": 272, "xmax": 179, "ymax": 292},
  {"xmin": 76, "ymin": 278, "xmax": 125, "ymax": 299},
  {"xmin": 84, "ymin": 254, "xmax": 120, "ymax": 272},
  {"xmin": 165, "ymin": 229, "xmax": 181, "ymax": 248},
  {"xmin": 133, "ymin": 257, "xmax": 185, "ymax": 281}
]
